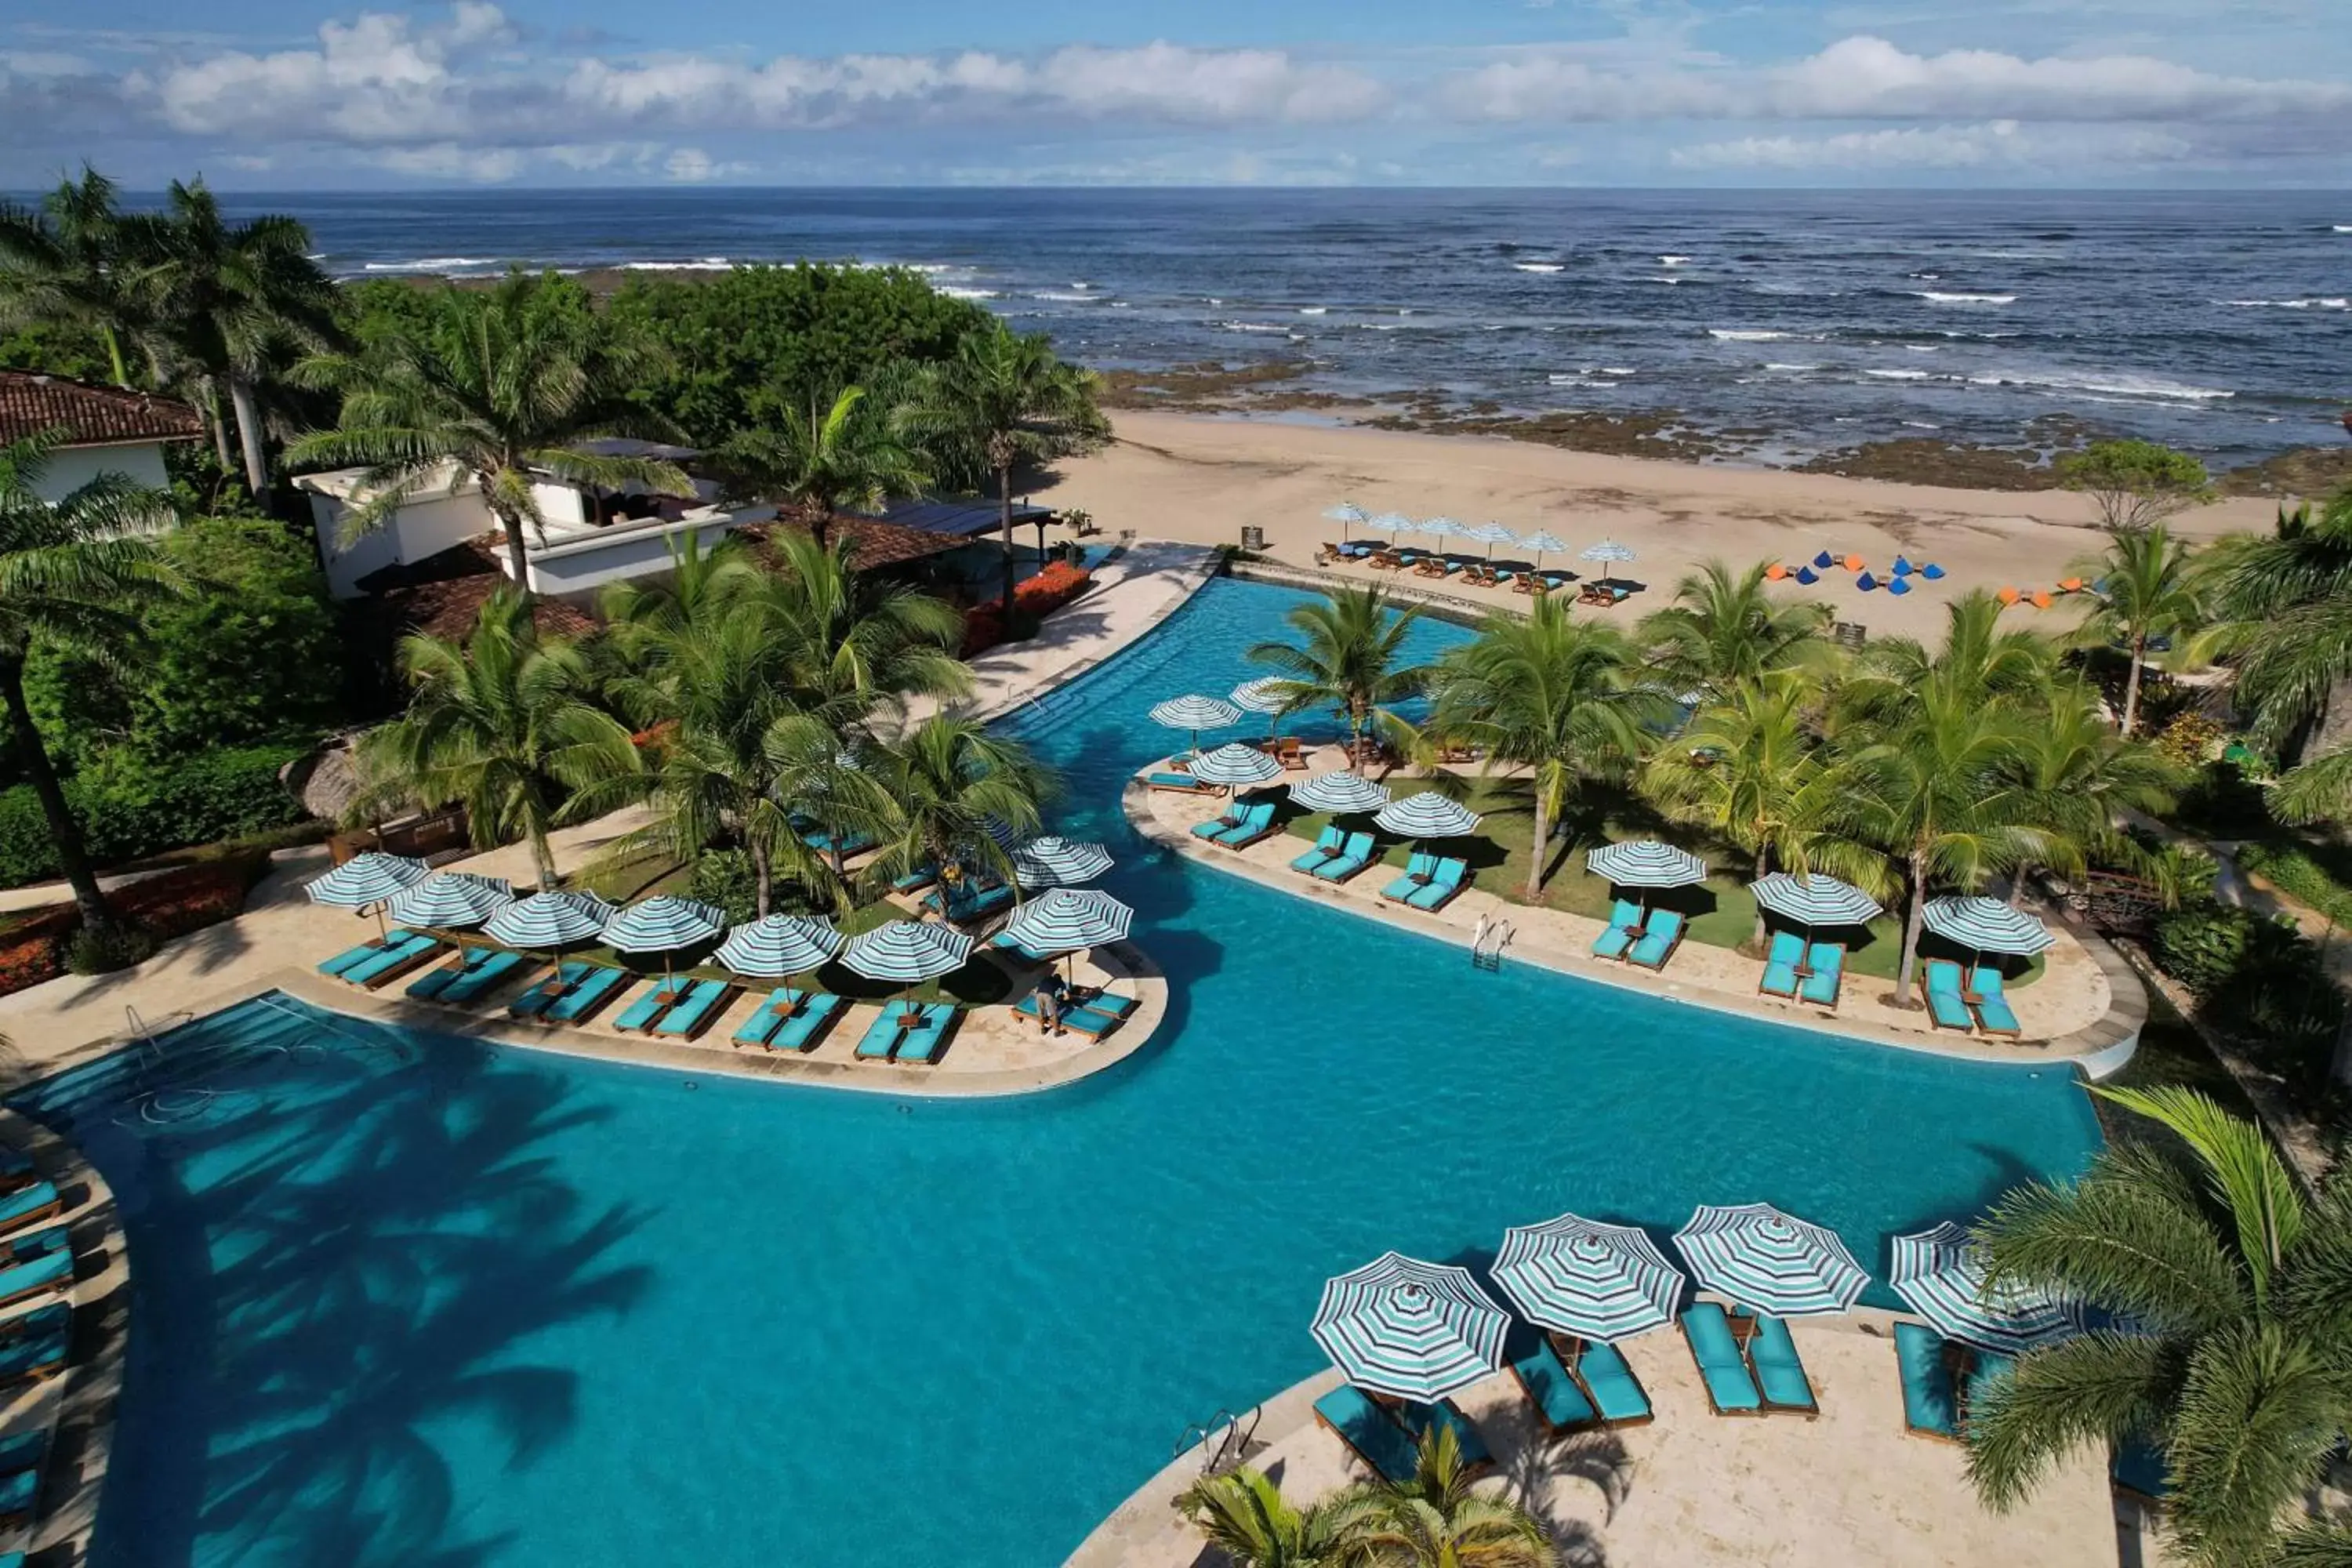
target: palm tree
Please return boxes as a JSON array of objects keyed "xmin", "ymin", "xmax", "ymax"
[
  {"xmin": 2201, "ymin": 493, "xmax": 2352, "ymax": 824},
  {"xmin": 1841, "ymin": 590, "xmax": 2057, "ymax": 722},
  {"xmin": 288, "ymin": 271, "xmax": 691, "ymax": 599},
  {"xmin": 760, "ymin": 528, "xmax": 967, "ymax": 722},
  {"xmin": 863, "ymin": 715, "xmax": 1053, "ymax": 900},
  {"xmin": 1635, "ymin": 557, "xmax": 1832, "ymax": 699},
  {"xmin": 361, "ymin": 590, "xmax": 641, "ymax": 890},
  {"xmin": 1249, "ymin": 586, "xmax": 1432, "ymax": 775},
  {"xmin": 1433, "ymin": 597, "xmax": 1661, "ymax": 900},
  {"xmin": 1345, "ymin": 1425, "xmax": 1553, "ymax": 1568},
  {"xmin": 905, "ymin": 324, "xmax": 1098, "ymax": 608},
  {"xmin": 0, "ymin": 433, "xmax": 177, "ymax": 933},
  {"xmin": 1969, "ymin": 1086, "xmax": 2352, "ymax": 1568},
  {"xmin": 2068, "ymin": 524, "xmax": 2208, "ymax": 738},
  {"xmin": 715, "ymin": 385, "xmax": 929, "ymax": 543},
  {"xmin": 0, "ymin": 166, "xmax": 162, "ymax": 390},
  {"xmin": 1176, "ymin": 1465, "xmax": 1370, "ymax": 1568},
  {"xmin": 142, "ymin": 179, "xmax": 338, "ymax": 498},
  {"xmin": 2002, "ymin": 681, "xmax": 2183, "ymax": 902}
]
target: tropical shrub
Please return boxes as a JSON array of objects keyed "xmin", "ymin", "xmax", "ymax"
[
  {"xmin": 687, "ymin": 848, "xmax": 759, "ymax": 927},
  {"xmin": 0, "ymin": 742, "xmax": 306, "ymax": 886},
  {"xmin": 0, "ymin": 853, "xmax": 270, "ymax": 989},
  {"xmin": 2149, "ymin": 901, "xmax": 2344, "ymax": 1084},
  {"xmin": 65, "ymin": 924, "xmax": 157, "ymax": 975},
  {"xmin": 2151, "ymin": 711, "xmax": 2227, "ymax": 771},
  {"xmin": 2234, "ymin": 839, "xmax": 2352, "ymax": 929}
]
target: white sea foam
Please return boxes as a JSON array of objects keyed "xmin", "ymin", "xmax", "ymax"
[
  {"xmin": 620, "ymin": 257, "xmax": 732, "ymax": 271},
  {"xmin": 1708, "ymin": 328, "xmax": 1790, "ymax": 341},
  {"xmin": 1033, "ymin": 290, "xmax": 1102, "ymax": 302},
  {"xmin": 1217, "ymin": 320, "xmax": 1290, "ymax": 333},
  {"xmin": 901, "ymin": 263, "xmax": 952, "ymax": 273},
  {"xmin": 363, "ymin": 256, "xmax": 499, "ymax": 271},
  {"xmin": 2335, "ymin": 225, "xmax": 2352, "ymax": 232},
  {"xmin": 1298, "ymin": 307, "xmax": 1327, "ymax": 315},
  {"xmin": 1595, "ymin": 366, "xmax": 1637, "ymax": 376},
  {"xmin": 1905, "ymin": 343, "xmax": 1941, "ymax": 353},
  {"xmin": 1866, "ymin": 368, "xmax": 1932, "ymax": 380},
  {"xmin": 1902, "ymin": 420, "xmax": 1942, "ymax": 429},
  {"xmin": 1917, "ymin": 291, "xmax": 2016, "ymax": 304},
  {"xmin": 1659, "ymin": 255, "xmax": 1690, "ymax": 266},
  {"xmin": 1646, "ymin": 275, "xmax": 1681, "ymax": 284},
  {"xmin": 1762, "ymin": 362, "xmax": 1821, "ymax": 372},
  {"xmin": 1967, "ymin": 368, "xmax": 2232, "ymax": 401},
  {"xmin": 2220, "ymin": 297, "xmax": 2349, "ymax": 310},
  {"xmin": 1514, "ymin": 263, "xmax": 1565, "ymax": 273},
  {"xmin": 940, "ymin": 287, "xmax": 1000, "ymax": 299}
]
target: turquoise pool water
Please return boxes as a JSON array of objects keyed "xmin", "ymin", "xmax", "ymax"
[{"xmin": 13, "ymin": 578, "xmax": 2102, "ymax": 1568}]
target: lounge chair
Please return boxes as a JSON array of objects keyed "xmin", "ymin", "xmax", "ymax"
[
  {"xmin": 1680, "ymin": 1304, "xmax": 1765, "ymax": 1415},
  {"xmin": 1291, "ymin": 825, "xmax": 1345, "ymax": 874},
  {"xmin": 339, "ymin": 931, "xmax": 445, "ymax": 989},
  {"xmin": 1895, "ymin": 1323, "xmax": 1963, "ymax": 1441},
  {"xmin": 1312, "ymin": 832, "xmax": 1376, "ymax": 883},
  {"xmin": 544, "ymin": 965, "xmax": 626, "ymax": 1024},
  {"xmin": 1798, "ymin": 942, "xmax": 1845, "ymax": 1010},
  {"xmin": 1217, "ymin": 801, "xmax": 1280, "ymax": 850},
  {"xmin": 0, "ymin": 1229, "xmax": 72, "ymax": 1312},
  {"xmin": 926, "ymin": 880, "xmax": 1015, "ymax": 923},
  {"xmin": 891, "ymin": 863, "xmax": 939, "ymax": 895},
  {"xmin": 1592, "ymin": 898, "xmax": 1643, "ymax": 961},
  {"xmin": 1406, "ymin": 858, "xmax": 1468, "ymax": 913},
  {"xmin": 0, "ymin": 1148, "xmax": 34, "ymax": 1197},
  {"xmin": 0, "ymin": 1430, "xmax": 42, "ymax": 1529},
  {"xmin": 1626, "ymin": 909, "xmax": 1686, "ymax": 971},
  {"xmin": 2113, "ymin": 1437, "xmax": 2170, "ymax": 1504},
  {"xmin": 893, "ymin": 1003, "xmax": 960, "ymax": 1064},
  {"xmin": 1391, "ymin": 1399, "xmax": 1494, "ymax": 1473},
  {"xmin": 613, "ymin": 975, "xmax": 695, "ymax": 1034},
  {"xmin": 989, "ymin": 931, "xmax": 1062, "ymax": 964},
  {"xmin": 654, "ymin": 979, "xmax": 733, "ymax": 1039},
  {"xmin": 407, "ymin": 945, "xmax": 514, "ymax": 1002},
  {"xmin": 0, "ymin": 1305, "xmax": 67, "ymax": 1386},
  {"xmin": 510, "ymin": 960, "xmax": 594, "ymax": 1019},
  {"xmin": 318, "ymin": 928, "xmax": 419, "ymax": 978},
  {"xmin": 855, "ymin": 1005, "xmax": 911, "ymax": 1059},
  {"xmin": 771, "ymin": 992, "xmax": 845, "ymax": 1053},
  {"xmin": 1190, "ymin": 800, "xmax": 1249, "ymax": 841},
  {"xmin": 1508, "ymin": 1332, "xmax": 1599, "ymax": 1435},
  {"xmin": 0, "ymin": 1184, "xmax": 59, "ymax": 1240},
  {"xmin": 1758, "ymin": 930, "xmax": 1806, "ymax": 998},
  {"xmin": 731, "ymin": 989, "xmax": 800, "ymax": 1048},
  {"xmin": 1014, "ymin": 990, "xmax": 1135, "ymax": 1039},
  {"xmin": 1275, "ymin": 736, "xmax": 1308, "ymax": 771},
  {"xmin": 1733, "ymin": 1308, "xmax": 1820, "ymax": 1416},
  {"xmin": 1968, "ymin": 965, "xmax": 2022, "ymax": 1037},
  {"xmin": 1921, "ymin": 959, "xmax": 1976, "ymax": 1033},
  {"xmin": 1963, "ymin": 1350, "xmax": 2016, "ymax": 1425},
  {"xmin": 1381, "ymin": 851, "xmax": 1439, "ymax": 904},
  {"xmin": 1552, "ymin": 1334, "xmax": 1653, "ymax": 1425},
  {"xmin": 1312, "ymin": 1385, "xmax": 1419, "ymax": 1483},
  {"xmin": 1147, "ymin": 771, "xmax": 1219, "ymax": 795},
  {"xmin": 799, "ymin": 826, "xmax": 876, "ymax": 858}
]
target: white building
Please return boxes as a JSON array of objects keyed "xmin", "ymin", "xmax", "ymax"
[
  {"xmin": 295, "ymin": 439, "xmax": 771, "ymax": 601},
  {"xmin": 0, "ymin": 371, "xmax": 202, "ymax": 501}
]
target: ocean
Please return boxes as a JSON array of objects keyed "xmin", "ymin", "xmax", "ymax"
[{"xmin": 217, "ymin": 187, "xmax": 2352, "ymax": 468}]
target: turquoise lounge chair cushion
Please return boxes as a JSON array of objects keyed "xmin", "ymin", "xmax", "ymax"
[
  {"xmin": 1682, "ymin": 1304, "xmax": 1763, "ymax": 1413},
  {"xmin": 1191, "ymin": 806, "xmax": 1244, "ymax": 840},
  {"xmin": 1592, "ymin": 923, "xmax": 1636, "ymax": 960},
  {"xmin": 343, "ymin": 932, "xmax": 440, "ymax": 985},
  {"xmin": 1314, "ymin": 833, "xmax": 1374, "ymax": 881},
  {"xmin": 1510, "ymin": 1337, "xmax": 1598, "ymax": 1432},
  {"xmin": 0, "ymin": 1183, "xmax": 55, "ymax": 1231},
  {"xmin": 405, "ymin": 946, "xmax": 492, "ymax": 1000},
  {"xmin": 1394, "ymin": 1399, "xmax": 1490, "ymax": 1467},
  {"xmin": 319, "ymin": 929, "xmax": 417, "ymax": 977},
  {"xmin": 1628, "ymin": 909, "xmax": 1685, "ymax": 969},
  {"xmin": 1407, "ymin": 859, "xmax": 1465, "ymax": 909},
  {"xmin": 1572, "ymin": 1340, "xmax": 1651, "ymax": 1423},
  {"xmin": 1291, "ymin": 826, "xmax": 1344, "ymax": 872},
  {"xmin": 1799, "ymin": 943, "xmax": 1844, "ymax": 1006},
  {"xmin": 615, "ymin": 976, "xmax": 693, "ymax": 1033},
  {"xmin": 510, "ymin": 960, "xmax": 587, "ymax": 1018},
  {"xmin": 1969, "ymin": 965, "xmax": 2022, "ymax": 1033},
  {"xmin": 732, "ymin": 989, "xmax": 799, "ymax": 1047},
  {"xmin": 1894, "ymin": 1323, "xmax": 1961, "ymax": 1438},
  {"xmin": 440, "ymin": 950, "xmax": 524, "ymax": 1004},
  {"xmin": 655, "ymin": 979, "xmax": 728, "ymax": 1037},
  {"xmin": 1148, "ymin": 771, "xmax": 1207, "ymax": 789},
  {"xmin": 1607, "ymin": 898, "xmax": 1642, "ymax": 931},
  {"xmin": 1926, "ymin": 959, "xmax": 1966, "ymax": 994},
  {"xmin": 1738, "ymin": 1311, "xmax": 1819, "ymax": 1412},
  {"xmin": 545, "ymin": 966, "xmax": 624, "ymax": 1023},
  {"xmin": 895, "ymin": 1004, "xmax": 958, "ymax": 1063},
  {"xmin": 772, "ymin": 992, "xmax": 843, "ymax": 1052},
  {"xmin": 855, "ymin": 1010, "xmax": 904, "ymax": 1059},
  {"xmin": 1759, "ymin": 931, "xmax": 1806, "ymax": 996},
  {"xmin": 1381, "ymin": 869, "xmax": 1425, "ymax": 900},
  {"xmin": 891, "ymin": 864, "xmax": 938, "ymax": 893},
  {"xmin": 0, "ymin": 1234, "xmax": 71, "ymax": 1302},
  {"xmin": 2114, "ymin": 1436, "xmax": 2169, "ymax": 1499},
  {"xmin": 1312, "ymin": 1386, "xmax": 1417, "ymax": 1483},
  {"xmin": 0, "ymin": 1306, "xmax": 67, "ymax": 1382},
  {"xmin": 1214, "ymin": 802, "xmax": 1275, "ymax": 844}
]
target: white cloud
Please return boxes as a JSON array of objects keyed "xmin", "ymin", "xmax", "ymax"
[
  {"xmin": 1669, "ymin": 120, "xmax": 2197, "ymax": 170},
  {"xmin": 375, "ymin": 141, "xmax": 524, "ymax": 180}
]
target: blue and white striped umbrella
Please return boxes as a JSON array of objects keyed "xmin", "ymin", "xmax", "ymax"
[
  {"xmin": 842, "ymin": 920, "xmax": 974, "ymax": 984},
  {"xmin": 1310, "ymin": 1252, "xmax": 1511, "ymax": 1403},
  {"xmin": 1586, "ymin": 840, "xmax": 1708, "ymax": 889},
  {"xmin": 1374, "ymin": 792, "xmax": 1482, "ymax": 839},
  {"xmin": 1674, "ymin": 1203, "xmax": 1870, "ymax": 1318},
  {"xmin": 385, "ymin": 871, "xmax": 513, "ymax": 928},
  {"xmin": 1325, "ymin": 502, "xmax": 1369, "ymax": 535},
  {"xmin": 1365, "ymin": 511, "xmax": 1414, "ymax": 535},
  {"xmin": 306, "ymin": 852, "xmax": 430, "ymax": 909},
  {"xmin": 1922, "ymin": 896, "xmax": 2054, "ymax": 957},
  {"xmin": 1519, "ymin": 531, "xmax": 1570, "ymax": 568},
  {"xmin": 1493, "ymin": 1213, "xmax": 1687, "ymax": 1341},
  {"xmin": 1148, "ymin": 695, "xmax": 1243, "ymax": 757},
  {"xmin": 1229, "ymin": 676, "xmax": 1294, "ymax": 715},
  {"xmin": 1420, "ymin": 516, "xmax": 1465, "ymax": 544},
  {"xmin": 1000, "ymin": 887, "xmax": 1135, "ymax": 956},
  {"xmin": 1290, "ymin": 771, "xmax": 1392, "ymax": 814},
  {"xmin": 1009, "ymin": 836, "xmax": 1116, "ymax": 888},
  {"xmin": 1189, "ymin": 742, "xmax": 1283, "ymax": 788},
  {"xmin": 601, "ymin": 896, "xmax": 727, "ymax": 955},
  {"xmin": 1890, "ymin": 1221, "xmax": 2074, "ymax": 1356},
  {"xmin": 1581, "ymin": 539, "xmax": 1637, "ymax": 564},
  {"xmin": 1749, "ymin": 872, "xmax": 1883, "ymax": 928},
  {"xmin": 483, "ymin": 891, "xmax": 616, "ymax": 949},
  {"xmin": 713, "ymin": 914, "xmax": 844, "ymax": 978},
  {"xmin": 1458, "ymin": 521, "xmax": 1517, "ymax": 559}
]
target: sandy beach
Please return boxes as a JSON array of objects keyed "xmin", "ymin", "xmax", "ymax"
[{"xmin": 1050, "ymin": 413, "xmax": 2282, "ymax": 641}]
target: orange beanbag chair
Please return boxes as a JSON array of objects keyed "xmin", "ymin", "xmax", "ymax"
[
  {"xmin": 1997, "ymin": 586, "xmax": 2021, "ymax": 605},
  {"xmin": 1844, "ymin": 554, "xmax": 1864, "ymax": 572},
  {"xmin": 2031, "ymin": 590, "xmax": 2054, "ymax": 610},
  {"xmin": 1766, "ymin": 563, "xmax": 1788, "ymax": 580}
]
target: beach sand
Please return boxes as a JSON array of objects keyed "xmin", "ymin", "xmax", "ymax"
[{"xmin": 1048, "ymin": 412, "xmax": 2280, "ymax": 641}]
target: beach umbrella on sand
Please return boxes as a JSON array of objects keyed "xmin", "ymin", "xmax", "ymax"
[
  {"xmin": 1290, "ymin": 771, "xmax": 1391, "ymax": 815},
  {"xmin": 1893, "ymin": 556, "xmax": 1915, "ymax": 576},
  {"xmin": 1813, "ymin": 550, "xmax": 1836, "ymax": 570},
  {"xmin": 603, "ymin": 896, "xmax": 726, "ymax": 979},
  {"xmin": 1366, "ymin": 511, "xmax": 1413, "ymax": 539},
  {"xmin": 1458, "ymin": 521, "xmax": 1517, "ymax": 561},
  {"xmin": 714, "ymin": 914, "xmax": 843, "ymax": 978},
  {"xmin": 1000, "ymin": 887, "xmax": 1134, "ymax": 961},
  {"xmin": 1922, "ymin": 895, "xmax": 2053, "ymax": 971},
  {"xmin": 1312, "ymin": 1252, "xmax": 1510, "ymax": 1403},
  {"xmin": 307, "ymin": 851, "xmax": 430, "ymax": 938},
  {"xmin": 1795, "ymin": 565, "xmax": 1820, "ymax": 586},
  {"xmin": 1888, "ymin": 576, "xmax": 1913, "ymax": 597},
  {"xmin": 1675, "ymin": 1203, "xmax": 1870, "ymax": 1318},
  {"xmin": 1009, "ymin": 836, "xmax": 1116, "ymax": 888},
  {"xmin": 1749, "ymin": 872, "xmax": 1882, "ymax": 934},
  {"xmin": 1494, "ymin": 1213, "xmax": 1687, "ymax": 1342},
  {"xmin": 843, "ymin": 919, "xmax": 975, "ymax": 1022},
  {"xmin": 1374, "ymin": 792, "xmax": 1481, "ymax": 840},
  {"xmin": 1889, "ymin": 1221, "xmax": 2074, "ymax": 1356},
  {"xmin": 387, "ymin": 871, "xmax": 514, "ymax": 931},
  {"xmin": 485, "ymin": 890, "xmax": 615, "ymax": 950},
  {"xmin": 1230, "ymin": 675, "xmax": 1298, "ymax": 740},
  {"xmin": 1586, "ymin": 840, "xmax": 1707, "ymax": 891},
  {"xmin": 1325, "ymin": 501, "xmax": 1369, "ymax": 540},
  {"xmin": 1519, "ymin": 531, "xmax": 1569, "ymax": 572},
  {"xmin": 1149, "ymin": 694, "xmax": 1242, "ymax": 760},
  {"xmin": 1581, "ymin": 538, "xmax": 1636, "ymax": 590},
  {"xmin": 1189, "ymin": 741, "xmax": 1283, "ymax": 790}
]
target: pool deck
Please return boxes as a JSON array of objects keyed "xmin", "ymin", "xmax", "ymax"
[
  {"xmin": 1067, "ymin": 1312, "xmax": 2135, "ymax": 1568},
  {"xmin": 1127, "ymin": 746, "xmax": 2145, "ymax": 1073}
]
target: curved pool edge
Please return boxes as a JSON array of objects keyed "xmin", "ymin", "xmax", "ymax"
[{"xmin": 1124, "ymin": 774, "xmax": 2140, "ymax": 1080}]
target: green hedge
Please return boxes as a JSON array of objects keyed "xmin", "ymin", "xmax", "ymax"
[{"xmin": 0, "ymin": 743, "xmax": 308, "ymax": 887}]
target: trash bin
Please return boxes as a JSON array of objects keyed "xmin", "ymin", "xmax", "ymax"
[{"xmin": 1240, "ymin": 525, "xmax": 1265, "ymax": 551}]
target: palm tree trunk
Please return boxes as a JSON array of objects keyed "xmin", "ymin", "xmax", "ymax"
[
  {"xmin": 1752, "ymin": 845, "xmax": 1773, "ymax": 948},
  {"xmin": 1525, "ymin": 792, "xmax": 1552, "ymax": 902},
  {"xmin": 751, "ymin": 837, "xmax": 772, "ymax": 919},
  {"xmin": 0, "ymin": 659, "xmax": 111, "ymax": 933},
  {"xmin": 1896, "ymin": 851, "xmax": 1928, "ymax": 999},
  {"xmin": 228, "ymin": 376, "xmax": 270, "ymax": 499},
  {"xmin": 997, "ymin": 463, "xmax": 1016, "ymax": 612},
  {"xmin": 102, "ymin": 325, "xmax": 128, "ymax": 390},
  {"xmin": 206, "ymin": 383, "xmax": 233, "ymax": 473},
  {"xmin": 491, "ymin": 505, "xmax": 535, "ymax": 600},
  {"xmin": 2122, "ymin": 637, "xmax": 2146, "ymax": 739},
  {"xmin": 527, "ymin": 823, "xmax": 561, "ymax": 891}
]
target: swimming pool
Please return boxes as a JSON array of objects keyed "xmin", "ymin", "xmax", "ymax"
[{"xmin": 14, "ymin": 578, "xmax": 2101, "ymax": 1568}]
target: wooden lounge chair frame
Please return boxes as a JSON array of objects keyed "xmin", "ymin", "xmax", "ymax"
[
  {"xmin": 1507, "ymin": 1345, "xmax": 1602, "ymax": 1436},
  {"xmin": 1624, "ymin": 916, "xmax": 1686, "ymax": 972},
  {"xmin": 354, "ymin": 938, "xmax": 446, "ymax": 990},
  {"xmin": 1681, "ymin": 1309, "xmax": 1767, "ymax": 1418},
  {"xmin": 1918, "ymin": 962, "xmax": 1977, "ymax": 1033},
  {"xmin": 0, "ymin": 1192, "xmax": 61, "ymax": 1240}
]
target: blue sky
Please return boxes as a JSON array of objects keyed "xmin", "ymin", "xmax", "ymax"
[{"xmin": 2, "ymin": 0, "xmax": 2346, "ymax": 187}]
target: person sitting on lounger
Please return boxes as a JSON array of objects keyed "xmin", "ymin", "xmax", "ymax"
[{"xmin": 1030, "ymin": 973, "xmax": 1068, "ymax": 1038}]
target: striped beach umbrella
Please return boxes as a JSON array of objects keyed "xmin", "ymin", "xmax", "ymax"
[
  {"xmin": 1493, "ymin": 1213, "xmax": 1686, "ymax": 1342},
  {"xmin": 1458, "ymin": 521, "xmax": 1517, "ymax": 560},
  {"xmin": 841, "ymin": 920, "xmax": 974, "ymax": 985},
  {"xmin": 1310, "ymin": 1252, "xmax": 1510, "ymax": 1403},
  {"xmin": 1420, "ymin": 516, "xmax": 1465, "ymax": 549},
  {"xmin": 714, "ymin": 914, "xmax": 843, "ymax": 978},
  {"xmin": 602, "ymin": 896, "xmax": 726, "ymax": 955},
  {"xmin": 1519, "ymin": 531, "xmax": 1570, "ymax": 572},
  {"xmin": 1189, "ymin": 742, "xmax": 1283, "ymax": 789},
  {"xmin": 1290, "ymin": 771, "xmax": 1391, "ymax": 815},
  {"xmin": 1325, "ymin": 501, "xmax": 1369, "ymax": 539},
  {"xmin": 484, "ymin": 891, "xmax": 615, "ymax": 950},
  {"xmin": 1586, "ymin": 840, "xmax": 1708, "ymax": 890},
  {"xmin": 1674, "ymin": 1203, "xmax": 1870, "ymax": 1318},
  {"xmin": 999, "ymin": 887, "xmax": 1134, "ymax": 958},
  {"xmin": 1749, "ymin": 872, "xmax": 1882, "ymax": 931},
  {"xmin": 307, "ymin": 852, "xmax": 429, "ymax": 909},
  {"xmin": 1365, "ymin": 512, "xmax": 1413, "ymax": 537},
  {"xmin": 1922, "ymin": 896, "xmax": 2054, "ymax": 958},
  {"xmin": 1149, "ymin": 694, "xmax": 1243, "ymax": 759},
  {"xmin": 1374, "ymin": 792, "xmax": 1481, "ymax": 839},
  {"xmin": 1890, "ymin": 1221, "xmax": 2074, "ymax": 1356},
  {"xmin": 1229, "ymin": 676, "xmax": 1294, "ymax": 715},
  {"xmin": 1009, "ymin": 836, "xmax": 1116, "ymax": 888},
  {"xmin": 385, "ymin": 871, "xmax": 513, "ymax": 929},
  {"xmin": 1581, "ymin": 538, "xmax": 1636, "ymax": 590}
]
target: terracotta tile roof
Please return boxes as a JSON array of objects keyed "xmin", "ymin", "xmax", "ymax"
[
  {"xmin": 749, "ymin": 516, "xmax": 969, "ymax": 572},
  {"xmin": 0, "ymin": 372, "xmax": 204, "ymax": 448},
  {"xmin": 354, "ymin": 539, "xmax": 597, "ymax": 643}
]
